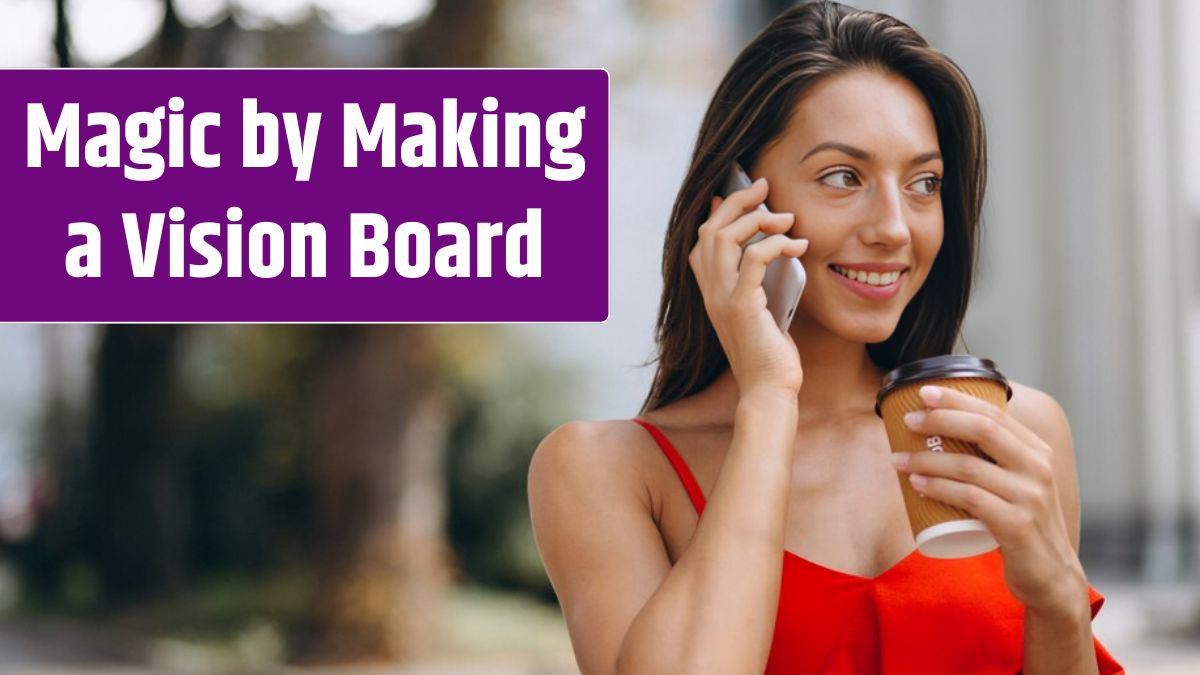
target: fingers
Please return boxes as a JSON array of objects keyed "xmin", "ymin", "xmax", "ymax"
[
  {"xmin": 896, "ymin": 384, "xmax": 1059, "ymax": 543},
  {"xmin": 891, "ymin": 386, "xmax": 1078, "ymax": 582},
  {"xmin": 904, "ymin": 407, "xmax": 1027, "ymax": 470},
  {"xmin": 708, "ymin": 175, "xmax": 770, "ymax": 226},
  {"xmin": 702, "ymin": 178, "xmax": 792, "ymax": 248},
  {"xmin": 732, "ymin": 234, "xmax": 809, "ymax": 300},
  {"xmin": 724, "ymin": 211, "xmax": 796, "ymax": 249},
  {"xmin": 900, "ymin": 472, "xmax": 1028, "ymax": 538},
  {"xmin": 717, "ymin": 213, "xmax": 798, "ymax": 285},
  {"xmin": 903, "ymin": 386, "xmax": 1052, "ymax": 477},
  {"xmin": 916, "ymin": 385, "xmax": 1048, "ymax": 452},
  {"xmin": 894, "ymin": 450, "xmax": 1040, "ymax": 507},
  {"xmin": 704, "ymin": 191, "xmax": 794, "ymax": 262},
  {"xmin": 692, "ymin": 177, "xmax": 800, "ymax": 297}
]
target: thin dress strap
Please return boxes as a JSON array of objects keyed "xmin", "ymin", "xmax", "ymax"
[{"xmin": 632, "ymin": 418, "xmax": 707, "ymax": 516}]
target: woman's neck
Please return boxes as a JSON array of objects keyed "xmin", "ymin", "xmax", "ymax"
[{"xmin": 793, "ymin": 332, "xmax": 886, "ymax": 424}]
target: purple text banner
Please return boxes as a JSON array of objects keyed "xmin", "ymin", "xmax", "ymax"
[{"xmin": 0, "ymin": 69, "xmax": 609, "ymax": 322}]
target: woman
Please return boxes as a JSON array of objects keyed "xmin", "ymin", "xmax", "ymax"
[{"xmin": 528, "ymin": 2, "xmax": 1124, "ymax": 673}]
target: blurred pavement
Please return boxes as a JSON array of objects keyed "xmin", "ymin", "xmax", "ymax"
[{"xmin": 3, "ymin": 577, "xmax": 1200, "ymax": 674}]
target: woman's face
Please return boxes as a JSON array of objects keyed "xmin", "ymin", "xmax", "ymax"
[{"xmin": 750, "ymin": 68, "xmax": 944, "ymax": 345}]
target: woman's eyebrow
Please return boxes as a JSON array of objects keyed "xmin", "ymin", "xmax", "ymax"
[{"xmin": 801, "ymin": 140, "xmax": 942, "ymax": 166}]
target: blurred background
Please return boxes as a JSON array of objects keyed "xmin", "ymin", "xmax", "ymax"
[{"xmin": 1, "ymin": 0, "xmax": 1198, "ymax": 673}]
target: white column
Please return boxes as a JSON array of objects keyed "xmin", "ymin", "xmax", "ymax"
[
  {"xmin": 1170, "ymin": 0, "xmax": 1200, "ymax": 583},
  {"xmin": 1127, "ymin": 0, "xmax": 1193, "ymax": 583}
]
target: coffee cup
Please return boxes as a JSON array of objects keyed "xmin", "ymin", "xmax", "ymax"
[{"xmin": 875, "ymin": 355, "xmax": 1012, "ymax": 559}]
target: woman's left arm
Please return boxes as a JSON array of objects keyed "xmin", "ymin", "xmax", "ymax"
[{"xmin": 892, "ymin": 383, "xmax": 1100, "ymax": 675}]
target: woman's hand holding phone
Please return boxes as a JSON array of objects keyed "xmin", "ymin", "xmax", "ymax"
[{"xmin": 689, "ymin": 177, "xmax": 809, "ymax": 398}]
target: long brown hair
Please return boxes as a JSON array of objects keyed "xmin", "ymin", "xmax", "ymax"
[{"xmin": 640, "ymin": 1, "xmax": 987, "ymax": 415}]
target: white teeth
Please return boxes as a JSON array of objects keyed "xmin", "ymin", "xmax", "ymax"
[{"xmin": 832, "ymin": 265, "xmax": 902, "ymax": 286}]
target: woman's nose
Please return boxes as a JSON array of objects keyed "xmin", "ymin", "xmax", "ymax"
[{"xmin": 863, "ymin": 184, "xmax": 912, "ymax": 248}]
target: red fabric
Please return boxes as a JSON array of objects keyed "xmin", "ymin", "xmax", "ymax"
[{"xmin": 632, "ymin": 418, "xmax": 1125, "ymax": 674}]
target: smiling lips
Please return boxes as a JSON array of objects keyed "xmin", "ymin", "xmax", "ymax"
[
  {"xmin": 830, "ymin": 264, "xmax": 902, "ymax": 286},
  {"xmin": 828, "ymin": 263, "xmax": 907, "ymax": 300}
]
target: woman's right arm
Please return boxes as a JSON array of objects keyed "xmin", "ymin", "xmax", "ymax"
[
  {"xmin": 529, "ymin": 393, "xmax": 798, "ymax": 675},
  {"xmin": 529, "ymin": 178, "xmax": 808, "ymax": 674}
]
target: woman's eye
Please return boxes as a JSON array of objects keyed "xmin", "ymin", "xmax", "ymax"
[
  {"xmin": 820, "ymin": 170, "xmax": 860, "ymax": 189},
  {"xmin": 911, "ymin": 176, "xmax": 943, "ymax": 196}
]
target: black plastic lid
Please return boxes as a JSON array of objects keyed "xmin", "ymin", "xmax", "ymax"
[{"xmin": 875, "ymin": 355, "xmax": 1012, "ymax": 417}]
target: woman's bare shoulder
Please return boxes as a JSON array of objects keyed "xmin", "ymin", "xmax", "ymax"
[
  {"xmin": 528, "ymin": 401, "xmax": 720, "ymax": 510},
  {"xmin": 528, "ymin": 418, "xmax": 662, "ymax": 498},
  {"xmin": 1005, "ymin": 380, "xmax": 1070, "ymax": 442},
  {"xmin": 532, "ymin": 390, "xmax": 722, "ymax": 469},
  {"xmin": 1003, "ymin": 380, "xmax": 1082, "ymax": 547}
]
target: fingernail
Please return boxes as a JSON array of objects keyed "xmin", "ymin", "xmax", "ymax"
[
  {"xmin": 904, "ymin": 411, "xmax": 926, "ymax": 427},
  {"xmin": 755, "ymin": 177, "xmax": 767, "ymax": 186},
  {"xmin": 890, "ymin": 452, "xmax": 911, "ymax": 469},
  {"xmin": 909, "ymin": 474, "xmax": 928, "ymax": 489},
  {"xmin": 919, "ymin": 386, "xmax": 942, "ymax": 403}
]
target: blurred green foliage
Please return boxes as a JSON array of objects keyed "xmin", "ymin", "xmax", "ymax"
[
  {"xmin": 8, "ymin": 324, "xmax": 577, "ymax": 621},
  {"xmin": 441, "ymin": 329, "xmax": 580, "ymax": 600}
]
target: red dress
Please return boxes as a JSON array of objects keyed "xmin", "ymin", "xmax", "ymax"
[{"xmin": 632, "ymin": 418, "xmax": 1124, "ymax": 674}]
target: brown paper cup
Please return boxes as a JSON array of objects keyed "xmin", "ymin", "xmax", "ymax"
[{"xmin": 876, "ymin": 357, "xmax": 1012, "ymax": 559}]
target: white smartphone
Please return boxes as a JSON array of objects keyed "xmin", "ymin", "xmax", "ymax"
[{"xmin": 719, "ymin": 164, "xmax": 806, "ymax": 332}]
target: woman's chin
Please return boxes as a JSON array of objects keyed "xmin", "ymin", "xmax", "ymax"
[
  {"xmin": 792, "ymin": 307, "xmax": 901, "ymax": 344},
  {"xmin": 836, "ymin": 320, "xmax": 899, "ymax": 345}
]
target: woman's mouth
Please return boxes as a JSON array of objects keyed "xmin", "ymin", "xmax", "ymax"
[{"xmin": 828, "ymin": 264, "xmax": 905, "ymax": 300}]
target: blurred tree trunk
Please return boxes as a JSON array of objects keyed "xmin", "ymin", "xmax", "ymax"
[
  {"xmin": 157, "ymin": 0, "xmax": 186, "ymax": 66},
  {"xmin": 32, "ymin": 326, "xmax": 73, "ymax": 556},
  {"xmin": 305, "ymin": 327, "xmax": 457, "ymax": 660},
  {"xmin": 303, "ymin": 2, "xmax": 502, "ymax": 660},
  {"xmin": 401, "ymin": 0, "xmax": 501, "ymax": 66},
  {"xmin": 89, "ymin": 325, "xmax": 187, "ymax": 604},
  {"xmin": 53, "ymin": 0, "xmax": 70, "ymax": 67}
]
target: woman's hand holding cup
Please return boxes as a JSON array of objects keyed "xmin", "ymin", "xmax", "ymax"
[
  {"xmin": 688, "ymin": 177, "xmax": 809, "ymax": 399},
  {"xmin": 892, "ymin": 384, "xmax": 1086, "ymax": 615}
]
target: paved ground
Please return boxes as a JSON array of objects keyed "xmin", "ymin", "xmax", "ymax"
[
  {"xmin": 0, "ymin": 617, "xmax": 152, "ymax": 675},
  {"xmin": 1, "ymin": 577, "xmax": 1197, "ymax": 674},
  {"xmin": 1089, "ymin": 574, "xmax": 1200, "ymax": 675}
]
